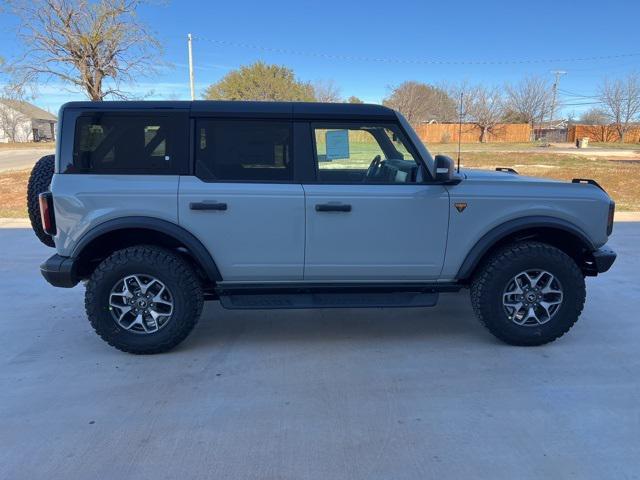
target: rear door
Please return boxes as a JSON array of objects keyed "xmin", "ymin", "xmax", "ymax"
[
  {"xmin": 303, "ymin": 122, "xmax": 449, "ymax": 281},
  {"xmin": 178, "ymin": 118, "xmax": 305, "ymax": 281}
]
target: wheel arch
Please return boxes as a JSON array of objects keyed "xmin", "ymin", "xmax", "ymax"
[
  {"xmin": 456, "ymin": 216, "xmax": 595, "ymax": 281},
  {"xmin": 71, "ymin": 217, "xmax": 222, "ymax": 285}
]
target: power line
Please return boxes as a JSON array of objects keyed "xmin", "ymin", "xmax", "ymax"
[
  {"xmin": 558, "ymin": 88, "xmax": 599, "ymax": 99},
  {"xmin": 192, "ymin": 37, "xmax": 640, "ymax": 66},
  {"xmin": 559, "ymin": 101, "xmax": 604, "ymax": 106}
]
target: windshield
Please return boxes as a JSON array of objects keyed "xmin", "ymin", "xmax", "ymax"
[{"xmin": 396, "ymin": 112, "xmax": 435, "ymax": 178}]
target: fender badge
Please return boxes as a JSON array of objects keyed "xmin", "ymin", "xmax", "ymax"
[{"xmin": 455, "ymin": 202, "xmax": 467, "ymax": 213}]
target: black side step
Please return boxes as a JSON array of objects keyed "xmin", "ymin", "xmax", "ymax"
[
  {"xmin": 219, "ymin": 292, "xmax": 439, "ymax": 310},
  {"xmin": 215, "ymin": 282, "xmax": 461, "ymax": 310}
]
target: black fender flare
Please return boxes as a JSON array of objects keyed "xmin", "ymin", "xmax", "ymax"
[
  {"xmin": 456, "ymin": 216, "xmax": 595, "ymax": 280},
  {"xmin": 71, "ymin": 216, "xmax": 222, "ymax": 282}
]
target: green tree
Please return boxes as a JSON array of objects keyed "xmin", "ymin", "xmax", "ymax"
[
  {"xmin": 204, "ymin": 62, "xmax": 315, "ymax": 101},
  {"xmin": 347, "ymin": 96, "xmax": 364, "ymax": 104}
]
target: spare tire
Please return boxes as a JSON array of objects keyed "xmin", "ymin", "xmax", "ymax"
[{"xmin": 27, "ymin": 154, "xmax": 55, "ymax": 247}]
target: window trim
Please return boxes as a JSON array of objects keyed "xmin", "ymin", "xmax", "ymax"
[
  {"xmin": 192, "ymin": 117, "xmax": 296, "ymax": 184},
  {"xmin": 309, "ymin": 121, "xmax": 429, "ymax": 185}
]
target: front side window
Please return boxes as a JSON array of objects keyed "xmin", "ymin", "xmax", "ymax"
[
  {"xmin": 313, "ymin": 124, "xmax": 421, "ymax": 184},
  {"xmin": 195, "ymin": 120, "xmax": 292, "ymax": 182},
  {"xmin": 72, "ymin": 114, "xmax": 187, "ymax": 174}
]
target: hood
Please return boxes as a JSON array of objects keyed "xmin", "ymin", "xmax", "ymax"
[{"xmin": 462, "ymin": 168, "xmax": 562, "ymax": 184}]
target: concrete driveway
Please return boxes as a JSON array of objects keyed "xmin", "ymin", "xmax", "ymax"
[
  {"xmin": 0, "ymin": 148, "xmax": 54, "ymax": 172},
  {"xmin": 0, "ymin": 222, "xmax": 638, "ymax": 480}
]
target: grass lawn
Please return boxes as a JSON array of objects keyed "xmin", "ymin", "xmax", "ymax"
[
  {"xmin": 429, "ymin": 141, "xmax": 640, "ymax": 152},
  {"xmin": 429, "ymin": 142, "xmax": 538, "ymax": 152},
  {"xmin": 586, "ymin": 142, "xmax": 640, "ymax": 150}
]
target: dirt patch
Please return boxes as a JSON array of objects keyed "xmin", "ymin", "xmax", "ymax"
[
  {"xmin": 0, "ymin": 169, "xmax": 29, "ymax": 217},
  {"xmin": 0, "ymin": 142, "xmax": 54, "ymax": 150}
]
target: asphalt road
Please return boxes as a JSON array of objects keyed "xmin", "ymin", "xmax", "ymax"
[
  {"xmin": 0, "ymin": 148, "xmax": 54, "ymax": 172},
  {"xmin": 0, "ymin": 222, "xmax": 638, "ymax": 480}
]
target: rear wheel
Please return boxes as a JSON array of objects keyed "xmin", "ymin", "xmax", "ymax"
[
  {"xmin": 27, "ymin": 154, "xmax": 55, "ymax": 247},
  {"xmin": 471, "ymin": 241, "xmax": 586, "ymax": 346},
  {"xmin": 85, "ymin": 245, "xmax": 204, "ymax": 354}
]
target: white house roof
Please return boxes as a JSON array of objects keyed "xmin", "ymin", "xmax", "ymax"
[{"xmin": 0, "ymin": 99, "xmax": 57, "ymax": 122}]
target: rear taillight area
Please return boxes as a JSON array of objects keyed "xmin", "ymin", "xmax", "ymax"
[
  {"xmin": 38, "ymin": 192, "xmax": 56, "ymax": 236},
  {"xmin": 607, "ymin": 201, "xmax": 615, "ymax": 236}
]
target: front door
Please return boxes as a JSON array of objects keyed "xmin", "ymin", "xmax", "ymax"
[
  {"xmin": 304, "ymin": 123, "xmax": 449, "ymax": 281},
  {"xmin": 179, "ymin": 119, "xmax": 305, "ymax": 281}
]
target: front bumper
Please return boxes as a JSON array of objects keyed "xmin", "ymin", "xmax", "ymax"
[
  {"xmin": 584, "ymin": 246, "xmax": 617, "ymax": 276},
  {"xmin": 41, "ymin": 254, "xmax": 79, "ymax": 288}
]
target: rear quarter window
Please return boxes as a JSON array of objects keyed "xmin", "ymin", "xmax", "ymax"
[{"xmin": 69, "ymin": 112, "xmax": 188, "ymax": 174}]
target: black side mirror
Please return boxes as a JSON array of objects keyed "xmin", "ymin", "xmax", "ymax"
[{"xmin": 434, "ymin": 154, "xmax": 455, "ymax": 183}]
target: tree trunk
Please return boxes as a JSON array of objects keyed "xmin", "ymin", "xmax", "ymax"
[
  {"xmin": 480, "ymin": 126, "xmax": 487, "ymax": 143},
  {"xmin": 617, "ymin": 124, "xmax": 625, "ymax": 143}
]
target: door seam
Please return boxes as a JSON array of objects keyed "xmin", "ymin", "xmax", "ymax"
[{"xmin": 301, "ymin": 183, "xmax": 307, "ymax": 280}]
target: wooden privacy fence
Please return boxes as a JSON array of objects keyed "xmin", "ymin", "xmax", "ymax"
[
  {"xmin": 413, "ymin": 123, "xmax": 531, "ymax": 143},
  {"xmin": 568, "ymin": 124, "xmax": 640, "ymax": 143}
]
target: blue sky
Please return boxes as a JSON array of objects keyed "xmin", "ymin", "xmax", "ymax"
[{"xmin": 1, "ymin": 0, "xmax": 639, "ymax": 116}]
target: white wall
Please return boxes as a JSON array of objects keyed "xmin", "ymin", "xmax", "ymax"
[{"xmin": 0, "ymin": 104, "xmax": 33, "ymax": 143}]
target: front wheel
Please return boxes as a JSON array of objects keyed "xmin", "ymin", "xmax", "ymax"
[
  {"xmin": 85, "ymin": 246, "xmax": 204, "ymax": 354},
  {"xmin": 471, "ymin": 241, "xmax": 586, "ymax": 346}
]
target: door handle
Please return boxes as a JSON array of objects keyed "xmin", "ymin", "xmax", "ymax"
[
  {"xmin": 190, "ymin": 201, "xmax": 228, "ymax": 211},
  {"xmin": 315, "ymin": 203, "xmax": 352, "ymax": 212}
]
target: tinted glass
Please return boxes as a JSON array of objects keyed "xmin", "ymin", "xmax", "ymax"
[
  {"xmin": 313, "ymin": 124, "xmax": 419, "ymax": 184},
  {"xmin": 72, "ymin": 113, "xmax": 187, "ymax": 174},
  {"xmin": 195, "ymin": 120, "xmax": 292, "ymax": 182}
]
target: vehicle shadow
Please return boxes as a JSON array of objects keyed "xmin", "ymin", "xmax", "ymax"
[{"xmin": 185, "ymin": 290, "xmax": 493, "ymax": 350}]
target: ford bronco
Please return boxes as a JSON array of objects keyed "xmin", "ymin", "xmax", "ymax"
[{"xmin": 29, "ymin": 101, "xmax": 616, "ymax": 353}]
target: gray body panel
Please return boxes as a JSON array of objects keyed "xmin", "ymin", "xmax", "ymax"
[
  {"xmin": 52, "ymin": 174, "xmax": 179, "ymax": 256},
  {"xmin": 303, "ymin": 184, "xmax": 449, "ymax": 280},
  {"xmin": 51, "ymin": 169, "xmax": 612, "ymax": 283},
  {"xmin": 440, "ymin": 170, "xmax": 611, "ymax": 278},
  {"xmin": 178, "ymin": 177, "xmax": 305, "ymax": 281}
]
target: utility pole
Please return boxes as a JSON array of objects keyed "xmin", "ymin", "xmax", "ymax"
[
  {"xmin": 549, "ymin": 70, "xmax": 566, "ymax": 123},
  {"xmin": 188, "ymin": 33, "xmax": 195, "ymax": 101}
]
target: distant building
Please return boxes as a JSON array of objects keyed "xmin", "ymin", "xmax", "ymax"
[{"xmin": 0, "ymin": 99, "xmax": 57, "ymax": 143}]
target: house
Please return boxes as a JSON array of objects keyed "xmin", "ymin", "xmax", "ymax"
[{"xmin": 0, "ymin": 99, "xmax": 57, "ymax": 143}]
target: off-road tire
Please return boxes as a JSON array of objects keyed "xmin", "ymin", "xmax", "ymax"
[
  {"xmin": 470, "ymin": 241, "xmax": 586, "ymax": 346},
  {"xmin": 27, "ymin": 154, "xmax": 56, "ymax": 247},
  {"xmin": 85, "ymin": 246, "xmax": 204, "ymax": 354}
]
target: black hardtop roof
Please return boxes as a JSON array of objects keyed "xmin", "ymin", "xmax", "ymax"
[{"xmin": 60, "ymin": 100, "xmax": 398, "ymax": 120}]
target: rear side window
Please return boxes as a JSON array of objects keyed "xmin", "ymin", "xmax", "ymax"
[
  {"xmin": 195, "ymin": 119, "xmax": 292, "ymax": 182},
  {"xmin": 71, "ymin": 113, "xmax": 188, "ymax": 174}
]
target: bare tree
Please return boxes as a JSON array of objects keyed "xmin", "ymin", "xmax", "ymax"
[
  {"xmin": 465, "ymin": 85, "xmax": 505, "ymax": 142},
  {"xmin": 505, "ymin": 76, "xmax": 552, "ymax": 137},
  {"xmin": 5, "ymin": 0, "xmax": 162, "ymax": 101},
  {"xmin": 383, "ymin": 81, "xmax": 457, "ymax": 123},
  {"xmin": 313, "ymin": 79, "xmax": 342, "ymax": 102},
  {"xmin": 579, "ymin": 107, "xmax": 609, "ymax": 125},
  {"xmin": 598, "ymin": 74, "xmax": 640, "ymax": 142}
]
